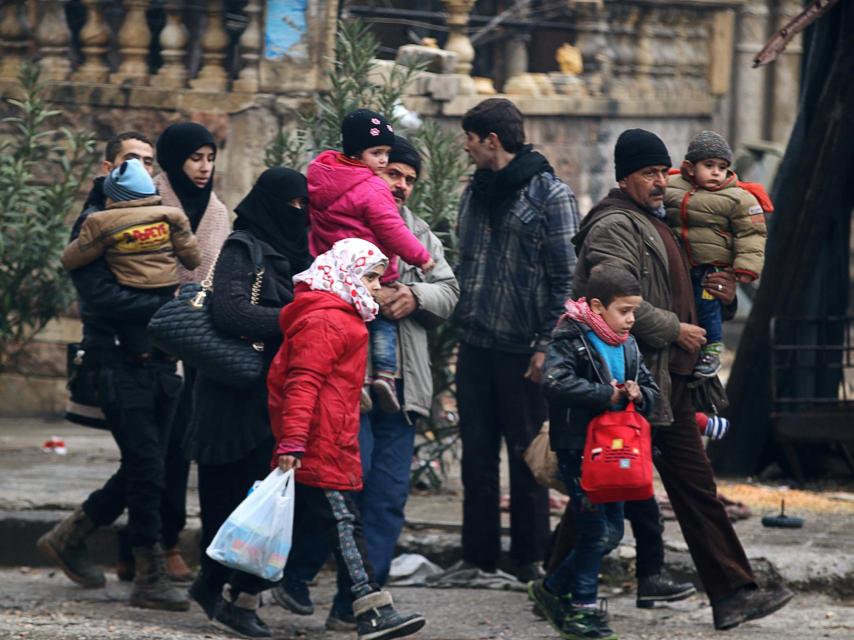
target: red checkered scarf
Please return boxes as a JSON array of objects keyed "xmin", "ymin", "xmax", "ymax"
[{"xmin": 561, "ymin": 298, "xmax": 628, "ymax": 346}]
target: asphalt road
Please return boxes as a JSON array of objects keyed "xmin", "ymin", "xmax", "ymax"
[{"xmin": 1, "ymin": 568, "xmax": 851, "ymax": 640}]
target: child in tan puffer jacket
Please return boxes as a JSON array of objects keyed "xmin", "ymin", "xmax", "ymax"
[{"xmin": 664, "ymin": 131, "xmax": 768, "ymax": 378}]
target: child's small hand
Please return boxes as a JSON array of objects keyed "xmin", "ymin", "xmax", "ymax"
[
  {"xmin": 421, "ymin": 257, "xmax": 435, "ymax": 272},
  {"xmin": 609, "ymin": 380, "xmax": 624, "ymax": 405},
  {"xmin": 624, "ymin": 380, "xmax": 642, "ymax": 404},
  {"xmin": 278, "ymin": 455, "xmax": 301, "ymax": 472}
]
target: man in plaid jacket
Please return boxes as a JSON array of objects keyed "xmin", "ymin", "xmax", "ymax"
[{"xmin": 454, "ymin": 98, "xmax": 580, "ymax": 581}]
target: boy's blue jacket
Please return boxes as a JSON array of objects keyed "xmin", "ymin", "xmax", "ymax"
[{"xmin": 542, "ymin": 318, "xmax": 660, "ymax": 452}]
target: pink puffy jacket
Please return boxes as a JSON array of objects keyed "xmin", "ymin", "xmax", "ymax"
[{"xmin": 307, "ymin": 150, "xmax": 431, "ymax": 282}]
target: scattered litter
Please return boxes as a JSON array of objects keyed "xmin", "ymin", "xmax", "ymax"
[
  {"xmin": 41, "ymin": 436, "xmax": 67, "ymax": 455},
  {"xmin": 424, "ymin": 560, "xmax": 526, "ymax": 591},
  {"xmin": 387, "ymin": 553, "xmax": 443, "ymax": 586},
  {"xmin": 827, "ymin": 492, "xmax": 854, "ymax": 503}
]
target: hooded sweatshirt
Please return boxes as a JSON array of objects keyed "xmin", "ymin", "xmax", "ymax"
[{"xmin": 307, "ymin": 150, "xmax": 430, "ymax": 282}]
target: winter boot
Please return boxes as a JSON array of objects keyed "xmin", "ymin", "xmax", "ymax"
[
  {"xmin": 371, "ymin": 375, "xmax": 401, "ymax": 413},
  {"xmin": 213, "ymin": 584, "xmax": 272, "ymax": 638},
  {"xmin": 129, "ymin": 544, "xmax": 190, "ymax": 611},
  {"xmin": 116, "ymin": 527, "xmax": 135, "ymax": 581},
  {"xmin": 37, "ymin": 506, "xmax": 105, "ymax": 588},
  {"xmin": 164, "ymin": 546, "xmax": 194, "ymax": 583},
  {"xmin": 353, "ymin": 590, "xmax": 425, "ymax": 640}
]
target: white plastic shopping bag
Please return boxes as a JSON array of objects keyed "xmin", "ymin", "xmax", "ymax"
[{"xmin": 206, "ymin": 468, "xmax": 295, "ymax": 581}]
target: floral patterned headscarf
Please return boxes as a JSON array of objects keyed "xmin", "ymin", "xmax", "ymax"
[{"xmin": 293, "ymin": 238, "xmax": 388, "ymax": 322}]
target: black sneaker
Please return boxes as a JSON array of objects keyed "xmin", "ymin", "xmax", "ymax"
[
  {"xmin": 527, "ymin": 579, "xmax": 572, "ymax": 634},
  {"xmin": 371, "ymin": 376, "xmax": 401, "ymax": 414},
  {"xmin": 213, "ymin": 587, "xmax": 272, "ymax": 639},
  {"xmin": 693, "ymin": 352, "xmax": 721, "ymax": 378},
  {"xmin": 353, "ymin": 591, "xmax": 425, "ymax": 640},
  {"xmin": 713, "ymin": 585, "xmax": 794, "ymax": 630},
  {"xmin": 561, "ymin": 602, "xmax": 618, "ymax": 640},
  {"xmin": 636, "ymin": 574, "xmax": 696, "ymax": 608},
  {"xmin": 325, "ymin": 602, "xmax": 357, "ymax": 631},
  {"xmin": 271, "ymin": 578, "xmax": 314, "ymax": 615}
]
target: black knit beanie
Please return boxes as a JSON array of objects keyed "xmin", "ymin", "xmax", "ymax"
[
  {"xmin": 614, "ymin": 129, "xmax": 672, "ymax": 181},
  {"xmin": 685, "ymin": 131, "xmax": 733, "ymax": 165},
  {"xmin": 341, "ymin": 109, "xmax": 395, "ymax": 157},
  {"xmin": 388, "ymin": 135, "xmax": 421, "ymax": 176}
]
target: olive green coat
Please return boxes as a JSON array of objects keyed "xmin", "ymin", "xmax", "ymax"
[{"xmin": 664, "ymin": 173, "xmax": 767, "ymax": 278}]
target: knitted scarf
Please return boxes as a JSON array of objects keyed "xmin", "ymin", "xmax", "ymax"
[{"xmin": 562, "ymin": 298, "xmax": 628, "ymax": 346}]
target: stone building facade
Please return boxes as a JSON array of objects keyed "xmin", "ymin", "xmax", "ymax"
[{"xmin": 0, "ymin": 0, "xmax": 803, "ymax": 415}]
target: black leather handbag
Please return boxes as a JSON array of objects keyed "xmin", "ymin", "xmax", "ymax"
[{"xmin": 147, "ymin": 247, "xmax": 266, "ymax": 390}]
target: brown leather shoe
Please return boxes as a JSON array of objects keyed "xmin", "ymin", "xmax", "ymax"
[
  {"xmin": 164, "ymin": 546, "xmax": 194, "ymax": 583},
  {"xmin": 713, "ymin": 585, "xmax": 794, "ymax": 630}
]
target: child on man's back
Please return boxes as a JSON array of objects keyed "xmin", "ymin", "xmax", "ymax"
[{"xmin": 307, "ymin": 109, "xmax": 434, "ymax": 415}]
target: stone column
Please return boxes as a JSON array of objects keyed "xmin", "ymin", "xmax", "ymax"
[
  {"xmin": 768, "ymin": 0, "xmax": 802, "ymax": 144},
  {"xmin": 442, "ymin": 0, "xmax": 475, "ymax": 75},
  {"xmin": 632, "ymin": 7, "xmax": 655, "ymax": 99},
  {"xmin": 732, "ymin": 2, "xmax": 769, "ymax": 146},
  {"xmin": 155, "ymin": 0, "xmax": 189, "ymax": 89},
  {"xmin": 574, "ymin": 1, "xmax": 613, "ymax": 98},
  {"xmin": 110, "ymin": 0, "xmax": 151, "ymax": 85},
  {"xmin": 190, "ymin": 0, "xmax": 229, "ymax": 91},
  {"xmin": 72, "ymin": 0, "xmax": 110, "ymax": 82},
  {"xmin": 233, "ymin": 0, "xmax": 261, "ymax": 93},
  {"xmin": 0, "ymin": 0, "xmax": 30, "ymax": 79},
  {"xmin": 35, "ymin": 0, "xmax": 71, "ymax": 80}
]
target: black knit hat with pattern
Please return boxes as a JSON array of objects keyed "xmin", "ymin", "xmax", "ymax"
[
  {"xmin": 614, "ymin": 128, "xmax": 672, "ymax": 181},
  {"xmin": 341, "ymin": 109, "xmax": 395, "ymax": 157}
]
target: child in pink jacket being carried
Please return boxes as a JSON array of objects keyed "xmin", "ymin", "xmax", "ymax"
[{"xmin": 307, "ymin": 108, "xmax": 434, "ymax": 414}]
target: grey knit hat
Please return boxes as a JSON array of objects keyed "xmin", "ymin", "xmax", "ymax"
[{"xmin": 685, "ymin": 131, "xmax": 733, "ymax": 165}]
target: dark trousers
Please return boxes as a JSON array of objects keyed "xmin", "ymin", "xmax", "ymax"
[
  {"xmin": 288, "ymin": 483, "xmax": 379, "ymax": 601},
  {"xmin": 625, "ymin": 497, "xmax": 664, "ymax": 579},
  {"xmin": 456, "ymin": 343, "xmax": 550, "ymax": 570},
  {"xmin": 653, "ymin": 374, "xmax": 756, "ymax": 603},
  {"xmin": 83, "ymin": 360, "xmax": 182, "ymax": 549},
  {"xmin": 691, "ymin": 266, "xmax": 723, "ymax": 344},
  {"xmin": 285, "ymin": 396, "xmax": 415, "ymax": 612},
  {"xmin": 197, "ymin": 438, "xmax": 274, "ymax": 595}
]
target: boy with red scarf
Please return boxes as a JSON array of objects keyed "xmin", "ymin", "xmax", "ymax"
[{"xmin": 529, "ymin": 265, "xmax": 659, "ymax": 640}]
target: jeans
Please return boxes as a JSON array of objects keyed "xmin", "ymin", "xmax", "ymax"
[
  {"xmin": 545, "ymin": 450, "xmax": 624, "ymax": 605},
  {"xmin": 284, "ymin": 386, "xmax": 416, "ymax": 612},
  {"xmin": 691, "ymin": 266, "xmax": 723, "ymax": 344},
  {"xmin": 456, "ymin": 343, "xmax": 550, "ymax": 570},
  {"xmin": 370, "ymin": 316, "xmax": 398, "ymax": 375},
  {"xmin": 82, "ymin": 358, "xmax": 182, "ymax": 549}
]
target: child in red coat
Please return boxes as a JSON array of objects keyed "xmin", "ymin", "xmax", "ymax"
[
  {"xmin": 308, "ymin": 109, "xmax": 435, "ymax": 415},
  {"xmin": 267, "ymin": 238, "xmax": 426, "ymax": 640}
]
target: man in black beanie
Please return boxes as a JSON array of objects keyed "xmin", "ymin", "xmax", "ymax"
[{"xmin": 571, "ymin": 129, "xmax": 792, "ymax": 630}]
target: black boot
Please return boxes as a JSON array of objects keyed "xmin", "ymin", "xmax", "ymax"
[
  {"xmin": 213, "ymin": 584, "xmax": 272, "ymax": 638},
  {"xmin": 37, "ymin": 506, "xmax": 105, "ymax": 588},
  {"xmin": 130, "ymin": 544, "xmax": 190, "ymax": 611},
  {"xmin": 189, "ymin": 570, "xmax": 221, "ymax": 619},
  {"xmin": 636, "ymin": 573, "xmax": 697, "ymax": 608},
  {"xmin": 353, "ymin": 590, "xmax": 425, "ymax": 640}
]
